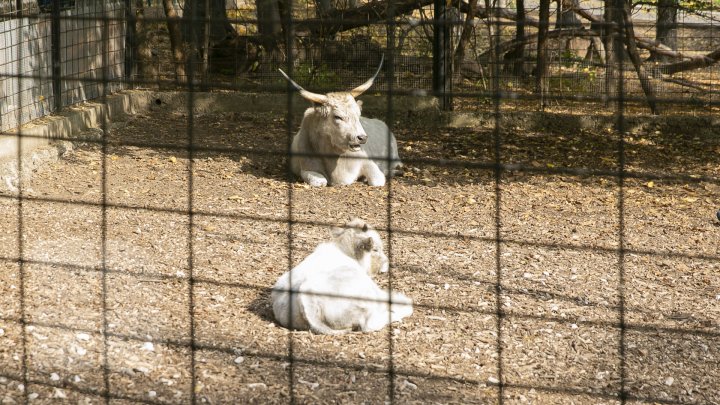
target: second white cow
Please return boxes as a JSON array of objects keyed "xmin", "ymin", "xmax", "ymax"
[{"xmin": 271, "ymin": 219, "xmax": 413, "ymax": 335}]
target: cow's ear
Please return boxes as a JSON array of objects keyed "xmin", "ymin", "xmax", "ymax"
[
  {"xmin": 359, "ymin": 236, "xmax": 373, "ymax": 252},
  {"xmin": 357, "ymin": 100, "xmax": 363, "ymax": 108},
  {"xmin": 331, "ymin": 226, "xmax": 345, "ymax": 238}
]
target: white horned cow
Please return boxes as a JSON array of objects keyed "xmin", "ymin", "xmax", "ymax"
[
  {"xmin": 271, "ymin": 218, "xmax": 413, "ymax": 335},
  {"xmin": 279, "ymin": 58, "xmax": 401, "ymax": 187}
]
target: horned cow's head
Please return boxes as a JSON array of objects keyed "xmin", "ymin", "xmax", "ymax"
[{"xmin": 279, "ymin": 56, "xmax": 384, "ymax": 152}]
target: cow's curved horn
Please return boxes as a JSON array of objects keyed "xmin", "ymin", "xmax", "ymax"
[
  {"xmin": 349, "ymin": 54, "xmax": 384, "ymax": 98},
  {"xmin": 278, "ymin": 69, "xmax": 328, "ymax": 104}
]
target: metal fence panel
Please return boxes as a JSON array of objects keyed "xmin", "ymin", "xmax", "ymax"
[
  {"xmin": 0, "ymin": 0, "xmax": 126, "ymax": 132},
  {"xmin": 1, "ymin": 0, "xmax": 719, "ymax": 403}
]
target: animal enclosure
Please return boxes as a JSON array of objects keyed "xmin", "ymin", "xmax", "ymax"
[{"xmin": 1, "ymin": 0, "xmax": 720, "ymax": 403}]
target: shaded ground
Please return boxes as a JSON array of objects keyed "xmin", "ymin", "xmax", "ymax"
[{"xmin": 0, "ymin": 102, "xmax": 719, "ymax": 404}]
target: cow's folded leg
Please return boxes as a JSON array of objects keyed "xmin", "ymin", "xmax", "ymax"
[
  {"xmin": 391, "ymin": 162, "xmax": 405, "ymax": 177},
  {"xmin": 301, "ymin": 170, "xmax": 328, "ymax": 187},
  {"xmin": 389, "ymin": 292, "xmax": 413, "ymax": 322},
  {"xmin": 363, "ymin": 163, "xmax": 386, "ymax": 187},
  {"xmin": 361, "ymin": 308, "xmax": 390, "ymax": 332}
]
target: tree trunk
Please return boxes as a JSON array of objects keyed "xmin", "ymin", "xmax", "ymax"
[
  {"xmin": 201, "ymin": 0, "xmax": 211, "ymax": 88},
  {"xmin": 181, "ymin": 0, "xmax": 234, "ymax": 82},
  {"xmin": 483, "ymin": 0, "xmax": 496, "ymax": 92},
  {"xmin": 602, "ymin": 0, "xmax": 619, "ymax": 104},
  {"xmin": 161, "ymin": 0, "xmax": 187, "ymax": 84},
  {"xmin": 182, "ymin": 0, "xmax": 233, "ymax": 43},
  {"xmin": 453, "ymin": 0, "xmax": 478, "ymax": 77},
  {"xmin": 536, "ymin": 0, "xmax": 550, "ymax": 108},
  {"xmin": 621, "ymin": 0, "xmax": 658, "ymax": 114},
  {"xmin": 256, "ymin": 0, "xmax": 283, "ymax": 49},
  {"xmin": 316, "ymin": 0, "xmax": 332, "ymax": 14},
  {"xmin": 556, "ymin": 0, "xmax": 582, "ymax": 28},
  {"xmin": 651, "ymin": 0, "xmax": 677, "ymax": 62},
  {"xmin": 556, "ymin": 0, "xmax": 586, "ymax": 61},
  {"xmin": 133, "ymin": 0, "xmax": 159, "ymax": 85},
  {"xmin": 512, "ymin": 0, "xmax": 526, "ymax": 75}
]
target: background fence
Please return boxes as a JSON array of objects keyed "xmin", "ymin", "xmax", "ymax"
[
  {"xmin": 1, "ymin": 0, "xmax": 719, "ymax": 403},
  {"xmin": 124, "ymin": 0, "xmax": 720, "ymax": 111}
]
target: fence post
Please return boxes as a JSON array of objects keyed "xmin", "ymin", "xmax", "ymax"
[
  {"xmin": 51, "ymin": 0, "xmax": 62, "ymax": 112},
  {"xmin": 125, "ymin": 0, "xmax": 136, "ymax": 83},
  {"xmin": 433, "ymin": 0, "xmax": 452, "ymax": 110}
]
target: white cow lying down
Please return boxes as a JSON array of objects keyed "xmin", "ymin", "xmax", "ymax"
[
  {"xmin": 279, "ymin": 57, "xmax": 402, "ymax": 187},
  {"xmin": 271, "ymin": 219, "xmax": 413, "ymax": 335}
]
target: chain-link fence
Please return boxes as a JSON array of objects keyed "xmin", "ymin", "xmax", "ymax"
[
  {"xmin": 1, "ymin": 0, "xmax": 719, "ymax": 403},
  {"xmin": 0, "ymin": 0, "xmax": 126, "ymax": 132},
  {"xmin": 126, "ymin": 0, "xmax": 720, "ymax": 110}
]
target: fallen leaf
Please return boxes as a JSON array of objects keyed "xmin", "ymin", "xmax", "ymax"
[{"xmin": 646, "ymin": 181, "xmax": 655, "ymax": 188}]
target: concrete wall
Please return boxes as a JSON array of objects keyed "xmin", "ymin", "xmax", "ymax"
[
  {"xmin": 59, "ymin": 0, "xmax": 126, "ymax": 107},
  {"xmin": 0, "ymin": 0, "xmax": 126, "ymax": 133},
  {"xmin": 0, "ymin": 17, "xmax": 54, "ymax": 132}
]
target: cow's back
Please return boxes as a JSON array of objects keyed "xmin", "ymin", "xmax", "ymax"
[{"xmin": 360, "ymin": 117, "xmax": 401, "ymax": 175}]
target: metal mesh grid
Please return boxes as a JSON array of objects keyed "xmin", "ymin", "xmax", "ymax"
[
  {"xmin": 0, "ymin": 0, "xmax": 126, "ymax": 132},
  {"xmin": 58, "ymin": 0, "xmax": 126, "ymax": 106},
  {"xmin": 1, "ymin": 0, "xmax": 719, "ymax": 403},
  {"xmin": 0, "ymin": 3, "xmax": 53, "ymax": 132}
]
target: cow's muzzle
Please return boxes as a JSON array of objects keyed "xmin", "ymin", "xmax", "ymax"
[{"xmin": 349, "ymin": 133, "xmax": 367, "ymax": 151}]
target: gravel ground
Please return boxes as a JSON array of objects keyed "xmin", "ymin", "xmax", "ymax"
[{"xmin": 0, "ymin": 102, "xmax": 719, "ymax": 404}]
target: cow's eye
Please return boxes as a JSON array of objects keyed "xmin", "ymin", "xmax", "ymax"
[{"xmin": 334, "ymin": 115, "xmax": 344, "ymax": 121}]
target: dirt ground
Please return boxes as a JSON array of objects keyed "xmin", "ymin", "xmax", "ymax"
[{"xmin": 1, "ymin": 100, "xmax": 719, "ymax": 404}]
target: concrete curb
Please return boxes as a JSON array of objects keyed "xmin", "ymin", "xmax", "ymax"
[
  {"xmin": 146, "ymin": 91, "xmax": 440, "ymax": 115},
  {"xmin": 0, "ymin": 91, "xmax": 152, "ymax": 192},
  {"xmin": 2, "ymin": 90, "xmax": 718, "ymax": 192}
]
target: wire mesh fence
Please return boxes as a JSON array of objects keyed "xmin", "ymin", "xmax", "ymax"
[
  {"xmin": 0, "ymin": 0, "xmax": 54, "ymax": 132},
  {"xmin": 0, "ymin": 0, "xmax": 126, "ymax": 132},
  {"xmin": 0, "ymin": 0, "xmax": 719, "ymax": 403},
  {"xmin": 124, "ymin": 0, "xmax": 720, "ymax": 108}
]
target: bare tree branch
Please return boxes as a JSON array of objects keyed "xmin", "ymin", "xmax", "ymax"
[
  {"xmin": 571, "ymin": 3, "xmax": 691, "ymax": 60},
  {"xmin": 660, "ymin": 48, "xmax": 720, "ymax": 74},
  {"xmin": 453, "ymin": 0, "xmax": 479, "ymax": 74},
  {"xmin": 295, "ymin": 0, "xmax": 539, "ymax": 36},
  {"xmin": 662, "ymin": 77, "xmax": 720, "ymax": 93},
  {"xmin": 476, "ymin": 28, "xmax": 596, "ymax": 61},
  {"xmin": 621, "ymin": 0, "xmax": 658, "ymax": 114},
  {"xmin": 289, "ymin": 0, "xmax": 720, "ymax": 78}
]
